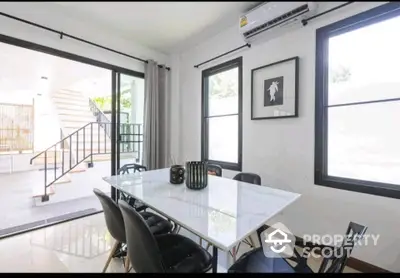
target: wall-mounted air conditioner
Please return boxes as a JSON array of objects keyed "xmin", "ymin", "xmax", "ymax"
[{"xmin": 239, "ymin": 2, "xmax": 318, "ymax": 42}]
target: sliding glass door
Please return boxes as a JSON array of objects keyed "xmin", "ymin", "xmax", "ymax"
[{"xmin": 111, "ymin": 71, "xmax": 145, "ymax": 201}]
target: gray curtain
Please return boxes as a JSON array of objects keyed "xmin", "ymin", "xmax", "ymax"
[{"xmin": 143, "ymin": 60, "xmax": 171, "ymax": 170}]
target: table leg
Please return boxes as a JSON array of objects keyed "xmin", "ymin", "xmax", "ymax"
[
  {"xmin": 232, "ymin": 245, "xmax": 237, "ymax": 262},
  {"xmin": 212, "ymin": 246, "xmax": 218, "ymax": 273},
  {"xmin": 225, "ymin": 247, "xmax": 233, "ymax": 271}
]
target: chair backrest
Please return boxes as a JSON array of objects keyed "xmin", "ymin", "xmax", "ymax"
[
  {"xmin": 319, "ymin": 222, "xmax": 367, "ymax": 273},
  {"xmin": 118, "ymin": 163, "xmax": 147, "ymax": 175},
  {"xmin": 93, "ymin": 188, "xmax": 126, "ymax": 243},
  {"xmin": 119, "ymin": 200, "xmax": 166, "ymax": 273},
  {"xmin": 207, "ymin": 164, "xmax": 222, "ymax": 177},
  {"xmin": 233, "ymin": 172, "xmax": 261, "ymax": 185},
  {"xmin": 117, "ymin": 163, "xmax": 147, "ymax": 206}
]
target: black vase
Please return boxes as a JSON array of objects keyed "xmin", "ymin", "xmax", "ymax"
[
  {"xmin": 185, "ymin": 161, "xmax": 208, "ymax": 190},
  {"xmin": 170, "ymin": 165, "xmax": 185, "ymax": 184}
]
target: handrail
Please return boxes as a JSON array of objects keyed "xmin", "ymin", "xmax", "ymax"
[
  {"xmin": 89, "ymin": 98, "xmax": 110, "ymax": 124},
  {"xmin": 89, "ymin": 98, "xmax": 111, "ymax": 137},
  {"xmin": 30, "ymin": 122, "xmax": 94, "ymax": 164},
  {"xmin": 30, "ymin": 121, "xmax": 143, "ymax": 202}
]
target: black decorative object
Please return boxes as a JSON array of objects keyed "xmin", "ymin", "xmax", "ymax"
[
  {"xmin": 185, "ymin": 161, "xmax": 208, "ymax": 190},
  {"xmin": 251, "ymin": 56, "xmax": 299, "ymax": 120},
  {"xmin": 170, "ymin": 165, "xmax": 185, "ymax": 184}
]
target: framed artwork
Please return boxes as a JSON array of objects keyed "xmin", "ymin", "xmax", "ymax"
[{"xmin": 251, "ymin": 56, "xmax": 299, "ymax": 120}]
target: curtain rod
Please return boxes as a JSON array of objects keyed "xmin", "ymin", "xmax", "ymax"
[
  {"xmin": 193, "ymin": 2, "xmax": 355, "ymax": 69},
  {"xmin": 302, "ymin": 2, "xmax": 355, "ymax": 26},
  {"xmin": 194, "ymin": 43, "xmax": 251, "ymax": 68},
  {"xmin": 0, "ymin": 11, "xmax": 171, "ymax": 71}
]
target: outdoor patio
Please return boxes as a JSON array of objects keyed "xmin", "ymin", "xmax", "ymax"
[{"xmin": 0, "ymin": 158, "xmax": 132, "ymax": 237}]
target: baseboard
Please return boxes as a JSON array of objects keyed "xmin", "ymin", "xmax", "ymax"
[{"xmin": 346, "ymin": 257, "xmax": 391, "ymax": 273}]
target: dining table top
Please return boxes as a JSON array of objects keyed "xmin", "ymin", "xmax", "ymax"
[{"xmin": 103, "ymin": 168, "xmax": 300, "ymax": 251}]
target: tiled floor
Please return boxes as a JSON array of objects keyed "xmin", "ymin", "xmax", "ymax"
[{"xmin": 0, "ymin": 213, "xmax": 360, "ymax": 273}]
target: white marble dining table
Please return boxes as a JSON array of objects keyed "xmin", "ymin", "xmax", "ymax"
[{"xmin": 102, "ymin": 168, "xmax": 301, "ymax": 273}]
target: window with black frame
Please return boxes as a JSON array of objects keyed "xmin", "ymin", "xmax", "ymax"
[
  {"xmin": 201, "ymin": 57, "xmax": 242, "ymax": 171},
  {"xmin": 315, "ymin": 3, "xmax": 400, "ymax": 199}
]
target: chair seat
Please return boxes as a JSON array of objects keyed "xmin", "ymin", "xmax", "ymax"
[
  {"xmin": 155, "ymin": 234, "xmax": 212, "ymax": 273},
  {"xmin": 228, "ymin": 248, "xmax": 313, "ymax": 273},
  {"xmin": 139, "ymin": 211, "xmax": 173, "ymax": 235},
  {"xmin": 125, "ymin": 196, "xmax": 147, "ymax": 212},
  {"xmin": 135, "ymin": 201, "xmax": 147, "ymax": 212}
]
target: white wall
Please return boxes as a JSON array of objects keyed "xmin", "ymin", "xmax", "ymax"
[
  {"xmin": 0, "ymin": 90, "xmax": 33, "ymax": 105},
  {"xmin": 0, "ymin": 2, "xmax": 168, "ymax": 74},
  {"xmin": 175, "ymin": 2, "xmax": 400, "ymax": 271}
]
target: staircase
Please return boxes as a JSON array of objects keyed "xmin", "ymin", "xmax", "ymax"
[
  {"xmin": 52, "ymin": 89, "xmax": 112, "ymax": 160},
  {"xmin": 30, "ymin": 89, "xmax": 143, "ymax": 202}
]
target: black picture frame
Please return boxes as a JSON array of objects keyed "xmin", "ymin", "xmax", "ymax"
[{"xmin": 251, "ymin": 56, "xmax": 299, "ymax": 120}]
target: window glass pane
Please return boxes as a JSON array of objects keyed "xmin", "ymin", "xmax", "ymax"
[
  {"xmin": 208, "ymin": 115, "xmax": 238, "ymax": 163},
  {"xmin": 327, "ymin": 101, "xmax": 400, "ymax": 185},
  {"xmin": 328, "ymin": 15, "xmax": 400, "ymax": 106},
  {"xmin": 208, "ymin": 67, "xmax": 238, "ymax": 116}
]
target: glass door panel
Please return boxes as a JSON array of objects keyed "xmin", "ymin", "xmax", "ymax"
[{"xmin": 111, "ymin": 71, "xmax": 145, "ymax": 201}]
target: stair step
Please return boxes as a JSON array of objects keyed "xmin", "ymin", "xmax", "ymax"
[
  {"xmin": 58, "ymin": 115, "xmax": 96, "ymax": 122},
  {"xmin": 53, "ymin": 174, "xmax": 72, "ymax": 184},
  {"xmin": 68, "ymin": 140, "xmax": 112, "ymax": 147},
  {"xmin": 70, "ymin": 163, "xmax": 87, "ymax": 173},
  {"xmin": 53, "ymin": 93, "xmax": 84, "ymax": 100},
  {"xmin": 57, "ymin": 89, "xmax": 82, "ymax": 96},
  {"xmin": 54, "ymin": 103, "xmax": 90, "ymax": 109},
  {"xmin": 65, "ymin": 140, "xmax": 110, "ymax": 147},
  {"xmin": 33, "ymin": 158, "xmax": 69, "ymax": 165},
  {"xmin": 64, "ymin": 124, "xmax": 108, "ymax": 131},
  {"xmin": 32, "ymin": 150, "xmax": 70, "ymax": 159},
  {"xmin": 54, "ymin": 105, "xmax": 91, "ymax": 112},
  {"xmin": 85, "ymin": 152, "xmax": 139, "ymax": 162},
  {"xmin": 62, "ymin": 122, "xmax": 99, "ymax": 129},
  {"xmin": 53, "ymin": 96, "xmax": 85, "ymax": 103},
  {"xmin": 58, "ymin": 110, "xmax": 94, "ymax": 116},
  {"xmin": 63, "ymin": 143, "xmax": 111, "ymax": 152},
  {"xmin": 53, "ymin": 99, "xmax": 89, "ymax": 106},
  {"xmin": 32, "ymin": 184, "xmax": 55, "ymax": 198},
  {"xmin": 64, "ymin": 129, "xmax": 109, "ymax": 137}
]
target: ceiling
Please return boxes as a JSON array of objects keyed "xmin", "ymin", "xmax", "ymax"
[
  {"xmin": 0, "ymin": 41, "xmax": 113, "ymax": 99},
  {"xmin": 50, "ymin": 2, "xmax": 260, "ymax": 54}
]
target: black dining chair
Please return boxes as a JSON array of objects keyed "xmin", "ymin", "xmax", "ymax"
[
  {"xmin": 228, "ymin": 221, "xmax": 367, "ymax": 273},
  {"xmin": 233, "ymin": 172, "xmax": 261, "ymax": 186},
  {"xmin": 118, "ymin": 163, "xmax": 147, "ymax": 174},
  {"xmin": 118, "ymin": 163, "xmax": 179, "ymax": 234},
  {"xmin": 93, "ymin": 189, "xmax": 174, "ymax": 272},
  {"xmin": 119, "ymin": 200, "xmax": 213, "ymax": 273},
  {"xmin": 117, "ymin": 163, "xmax": 148, "ymax": 212},
  {"xmin": 207, "ymin": 164, "xmax": 222, "ymax": 177}
]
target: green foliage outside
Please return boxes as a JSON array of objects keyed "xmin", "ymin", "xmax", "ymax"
[
  {"xmin": 92, "ymin": 89, "xmax": 132, "ymax": 111},
  {"xmin": 209, "ymin": 70, "xmax": 238, "ymax": 99}
]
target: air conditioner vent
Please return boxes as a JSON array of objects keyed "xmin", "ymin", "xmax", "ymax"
[{"xmin": 243, "ymin": 4, "xmax": 309, "ymax": 37}]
